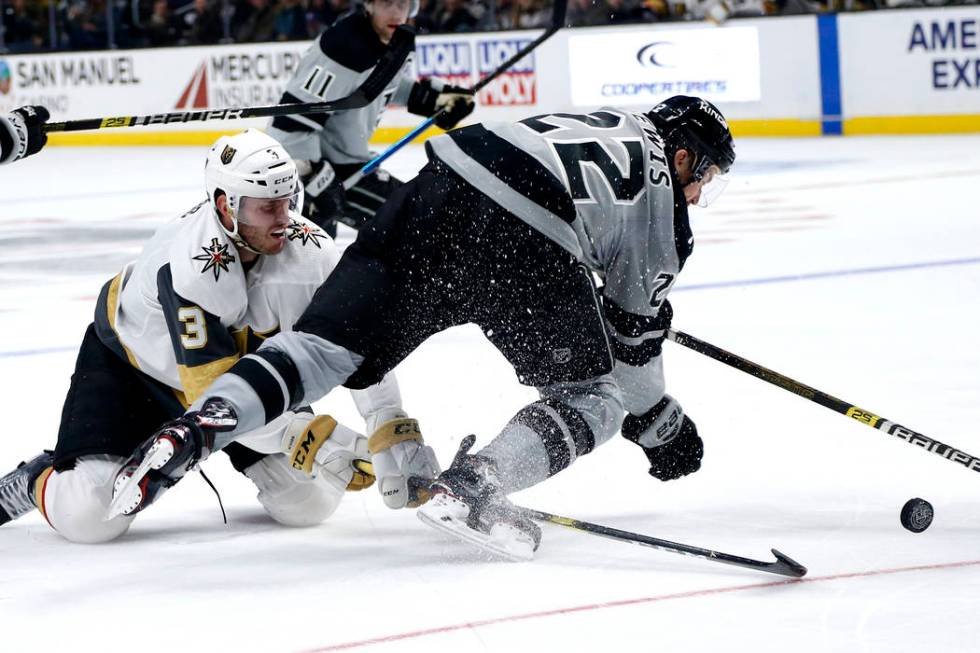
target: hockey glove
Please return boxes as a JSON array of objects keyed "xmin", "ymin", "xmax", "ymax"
[
  {"xmin": 368, "ymin": 418, "xmax": 440, "ymax": 509},
  {"xmin": 622, "ymin": 395, "xmax": 703, "ymax": 481},
  {"xmin": 0, "ymin": 105, "xmax": 50, "ymax": 165},
  {"xmin": 281, "ymin": 414, "xmax": 375, "ymax": 492},
  {"xmin": 107, "ymin": 398, "xmax": 238, "ymax": 518},
  {"xmin": 303, "ymin": 160, "xmax": 347, "ymax": 229},
  {"xmin": 407, "ymin": 79, "xmax": 475, "ymax": 130}
]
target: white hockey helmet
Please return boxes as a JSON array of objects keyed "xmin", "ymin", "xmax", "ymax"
[{"xmin": 204, "ymin": 129, "xmax": 300, "ymax": 250}]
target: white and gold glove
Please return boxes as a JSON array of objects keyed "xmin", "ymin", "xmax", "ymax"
[
  {"xmin": 280, "ymin": 413, "xmax": 375, "ymax": 492},
  {"xmin": 368, "ymin": 417, "xmax": 440, "ymax": 509}
]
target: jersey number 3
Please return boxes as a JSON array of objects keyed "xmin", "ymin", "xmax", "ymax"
[{"xmin": 178, "ymin": 306, "xmax": 208, "ymax": 349}]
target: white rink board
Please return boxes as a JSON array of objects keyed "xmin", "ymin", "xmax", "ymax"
[{"xmin": 839, "ymin": 7, "xmax": 980, "ymax": 117}]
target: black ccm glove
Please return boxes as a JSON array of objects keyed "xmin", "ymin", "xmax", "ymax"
[
  {"xmin": 0, "ymin": 105, "xmax": 50, "ymax": 165},
  {"xmin": 622, "ymin": 395, "xmax": 703, "ymax": 481},
  {"xmin": 407, "ymin": 79, "xmax": 475, "ymax": 130}
]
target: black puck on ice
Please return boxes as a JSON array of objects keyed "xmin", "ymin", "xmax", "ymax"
[{"xmin": 900, "ymin": 498, "xmax": 934, "ymax": 533}]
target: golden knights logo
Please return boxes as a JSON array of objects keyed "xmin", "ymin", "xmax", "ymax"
[
  {"xmin": 220, "ymin": 145, "xmax": 236, "ymax": 165},
  {"xmin": 287, "ymin": 219, "xmax": 327, "ymax": 248},
  {"xmin": 193, "ymin": 237, "xmax": 236, "ymax": 280}
]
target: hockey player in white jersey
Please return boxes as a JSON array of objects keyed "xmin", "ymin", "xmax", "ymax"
[
  {"xmin": 266, "ymin": 0, "xmax": 475, "ymax": 236},
  {"xmin": 112, "ymin": 96, "xmax": 734, "ymax": 560},
  {"xmin": 0, "ymin": 129, "xmax": 438, "ymax": 542},
  {"xmin": 0, "ymin": 105, "xmax": 49, "ymax": 165}
]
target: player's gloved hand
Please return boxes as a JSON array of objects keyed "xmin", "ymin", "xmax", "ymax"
[
  {"xmin": 107, "ymin": 398, "xmax": 238, "ymax": 519},
  {"xmin": 407, "ymin": 79, "xmax": 475, "ymax": 130},
  {"xmin": 281, "ymin": 413, "xmax": 375, "ymax": 492},
  {"xmin": 621, "ymin": 394, "xmax": 703, "ymax": 481},
  {"xmin": 0, "ymin": 105, "xmax": 50, "ymax": 165},
  {"xmin": 303, "ymin": 160, "xmax": 346, "ymax": 227},
  {"xmin": 368, "ymin": 417, "xmax": 440, "ymax": 509}
]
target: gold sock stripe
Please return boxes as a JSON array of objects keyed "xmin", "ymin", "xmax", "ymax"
[
  {"xmin": 289, "ymin": 415, "xmax": 338, "ymax": 475},
  {"xmin": 367, "ymin": 418, "xmax": 423, "ymax": 454},
  {"xmin": 33, "ymin": 466, "xmax": 54, "ymax": 524}
]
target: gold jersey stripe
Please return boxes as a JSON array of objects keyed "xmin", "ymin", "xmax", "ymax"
[
  {"xmin": 177, "ymin": 354, "xmax": 240, "ymax": 405},
  {"xmin": 105, "ymin": 273, "xmax": 141, "ymax": 369}
]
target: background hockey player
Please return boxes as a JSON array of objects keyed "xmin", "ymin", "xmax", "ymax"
[
  {"xmin": 0, "ymin": 129, "xmax": 437, "ymax": 543},
  {"xmin": 112, "ymin": 96, "xmax": 735, "ymax": 561},
  {"xmin": 0, "ymin": 105, "xmax": 49, "ymax": 166},
  {"xmin": 266, "ymin": 0, "xmax": 475, "ymax": 236}
]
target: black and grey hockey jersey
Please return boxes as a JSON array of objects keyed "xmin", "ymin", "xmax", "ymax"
[
  {"xmin": 425, "ymin": 109, "xmax": 693, "ymax": 414},
  {"xmin": 267, "ymin": 12, "xmax": 415, "ymax": 165}
]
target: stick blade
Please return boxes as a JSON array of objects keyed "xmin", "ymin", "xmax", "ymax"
[{"xmin": 770, "ymin": 549, "xmax": 808, "ymax": 578}]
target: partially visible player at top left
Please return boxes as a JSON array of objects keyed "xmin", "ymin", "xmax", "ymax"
[{"xmin": 0, "ymin": 105, "xmax": 49, "ymax": 165}]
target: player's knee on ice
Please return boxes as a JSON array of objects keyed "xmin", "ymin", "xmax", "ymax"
[
  {"xmin": 42, "ymin": 456, "xmax": 135, "ymax": 544},
  {"xmin": 244, "ymin": 454, "xmax": 343, "ymax": 527}
]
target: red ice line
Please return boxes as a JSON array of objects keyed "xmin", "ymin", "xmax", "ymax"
[{"xmin": 301, "ymin": 558, "xmax": 980, "ymax": 652}]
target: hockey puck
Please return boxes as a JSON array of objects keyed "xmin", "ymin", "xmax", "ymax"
[{"xmin": 900, "ymin": 498, "xmax": 933, "ymax": 533}]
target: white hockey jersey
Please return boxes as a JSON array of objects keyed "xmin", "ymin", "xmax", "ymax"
[
  {"xmin": 94, "ymin": 201, "xmax": 341, "ymax": 406},
  {"xmin": 425, "ymin": 109, "xmax": 692, "ymax": 415}
]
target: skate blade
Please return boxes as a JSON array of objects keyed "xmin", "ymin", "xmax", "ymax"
[
  {"xmin": 417, "ymin": 494, "xmax": 535, "ymax": 562},
  {"xmin": 104, "ymin": 440, "xmax": 174, "ymax": 520}
]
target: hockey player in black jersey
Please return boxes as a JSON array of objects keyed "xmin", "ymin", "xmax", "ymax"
[
  {"xmin": 113, "ymin": 96, "xmax": 735, "ymax": 560},
  {"xmin": 267, "ymin": 0, "xmax": 475, "ymax": 237},
  {"xmin": 0, "ymin": 106, "xmax": 49, "ymax": 166}
]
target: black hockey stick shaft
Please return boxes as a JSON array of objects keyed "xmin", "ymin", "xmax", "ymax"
[
  {"xmin": 345, "ymin": 0, "xmax": 568, "ymax": 188},
  {"xmin": 43, "ymin": 26, "xmax": 415, "ymax": 134},
  {"xmin": 667, "ymin": 329, "xmax": 980, "ymax": 475},
  {"xmin": 524, "ymin": 508, "xmax": 807, "ymax": 578}
]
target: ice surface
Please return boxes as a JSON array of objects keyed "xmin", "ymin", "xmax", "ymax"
[{"xmin": 1, "ymin": 136, "xmax": 979, "ymax": 652}]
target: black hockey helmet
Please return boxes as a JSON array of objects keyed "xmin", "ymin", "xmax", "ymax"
[{"xmin": 646, "ymin": 95, "xmax": 735, "ymax": 183}]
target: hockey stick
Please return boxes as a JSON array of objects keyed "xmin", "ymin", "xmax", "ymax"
[
  {"xmin": 667, "ymin": 329, "xmax": 980, "ymax": 475},
  {"xmin": 524, "ymin": 508, "xmax": 807, "ymax": 578},
  {"xmin": 342, "ymin": 0, "xmax": 569, "ymax": 190},
  {"xmin": 43, "ymin": 26, "xmax": 416, "ymax": 134}
]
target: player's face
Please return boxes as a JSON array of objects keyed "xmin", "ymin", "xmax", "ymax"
[
  {"xmin": 238, "ymin": 196, "xmax": 293, "ymax": 255},
  {"xmin": 368, "ymin": 0, "xmax": 411, "ymax": 43},
  {"xmin": 674, "ymin": 149, "xmax": 727, "ymax": 207}
]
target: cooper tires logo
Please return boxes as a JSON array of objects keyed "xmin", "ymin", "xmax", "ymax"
[{"xmin": 636, "ymin": 42, "xmax": 677, "ymax": 68}]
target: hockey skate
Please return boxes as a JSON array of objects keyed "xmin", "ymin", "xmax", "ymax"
[
  {"xmin": 417, "ymin": 435, "xmax": 541, "ymax": 562},
  {"xmin": 0, "ymin": 450, "xmax": 54, "ymax": 525},
  {"xmin": 107, "ymin": 399, "xmax": 237, "ymax": 519}
]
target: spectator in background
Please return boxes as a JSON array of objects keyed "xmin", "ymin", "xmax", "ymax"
[
  {"xmin": 432, "ymin": 0, "xmax": 478, "ymax": 32},
  {"xmin": 567, "ymin": 0, "xmax": 607, "ymax": 25},
  {"xmin": 498, "ymin": 0, "xmax": 549, "ymax": 29},
  {"xmin": 65, "ymin": 0, "xmax": 110, "ymax": 49},
  {"xmin": 144, "ymin": 0, "xmax": 182, "ymax": 45},
  {"xmin": 601, "ymin": 0, "xmax": 644, "ymax": 23},
  {"xmin": 180, "ymin": 0, "xmax": 225, "ymax": 44},
  {"xmin": 234, "ymin": 0, "xmax": 278, "ymax": 42},
  {"xmin": 2, "ymin": 0, "xmax": 44, "ymax": 52},
  {"xmin": 412, "ymin": 0, "xmax": 438, "ymax": 32},
  {"xmin": 275, "ymin": 0, "xmax": 308, "ymax": 38},
  {"xmin": 305, "ymin": 0, "xmax": 350, "ymax": 35}
]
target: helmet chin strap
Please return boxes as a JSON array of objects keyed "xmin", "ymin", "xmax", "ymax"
[{"xmin": 215, "ymin": 206, "xmax": 264, "ymax": 256}]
